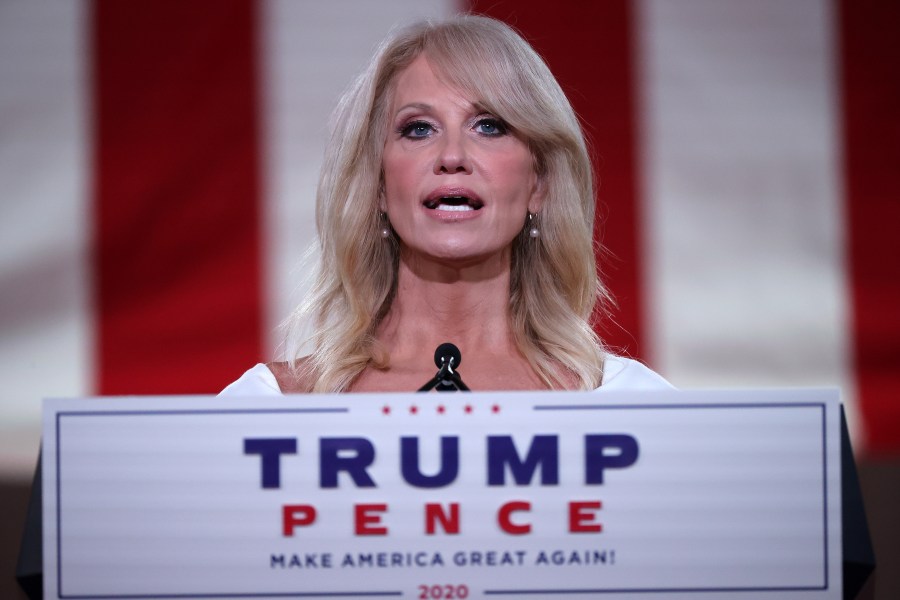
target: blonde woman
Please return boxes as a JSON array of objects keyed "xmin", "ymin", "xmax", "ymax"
[{"xmin": 222, "ymin": 15, "xmax": 670, "ymax": 395}]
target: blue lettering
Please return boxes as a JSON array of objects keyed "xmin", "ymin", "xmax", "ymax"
[
  {"xmin": 487, "ymin": 435, "xmax": 559, "ymax": 485},
  {"xmin": 585, "ymin": 434, "xmax": 639, "ymax": 484},
  {"xmin": 320, "ymin": 437, "xmax": 376, "ymax": 488},
  {"xmin": 400, "ymin": 436, "xmax": 459, "ymax": 487},
  {"xmin": 244, "ymin": 437, "xmax": 297, "ymax": 489}
]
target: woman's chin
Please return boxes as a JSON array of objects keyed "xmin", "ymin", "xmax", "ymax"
[{"xmin": 401, "ymin": 241, "xmax": 511, "ymax": 271}]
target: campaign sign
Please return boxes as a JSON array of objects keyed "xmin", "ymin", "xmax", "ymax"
[{"xmin": 43, "ymin": 389, "xmax": 841, "ymax": 599}]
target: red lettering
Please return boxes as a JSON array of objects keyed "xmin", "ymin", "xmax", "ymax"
[
  {"xmin": 425, "ymin": 503, "xmax": 460, "ymax": 535},
  {"xmin": 355, "ymin": 503, "xmax": 388, "ymax": 535},
  {"xmin": 282, "ymin": 504, "xmax": 317, "ymax": 536},
  {"xmin": 284, "ymin": 500, "xmax": 600, "ymax": 537},
  {"xmin": 568, "ymin": 500, "xmax": 603, "ymax": 533},
  {"xmin": 497, "ymin": 501, "xmax": 531, "ymax": 535}
]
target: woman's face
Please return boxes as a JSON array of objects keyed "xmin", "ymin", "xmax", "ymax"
[{"xmin": 381, "ymin": 55, "xmax": 543, "ymax": 266}]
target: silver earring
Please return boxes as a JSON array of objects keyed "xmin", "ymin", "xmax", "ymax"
[
  {"xmin": 380, "ymin": 212, "xmax": 391, "ymax": 238},
  {"xmin": 528, "ymin": 213, "xmax": 540, "ymax": 238}
]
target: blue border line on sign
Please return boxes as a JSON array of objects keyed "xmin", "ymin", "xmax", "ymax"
[
  {"xmin": 57, "ymin": 407, "xmax": 349, "ymax": 417},
  {"xmin": 60, "ymin": 594, "xmax": 401, "ymax": 599},
  {"xmin": 821, "ymin": 402, "xmax": 829, "ymax": 590},
  {"xmin": 484, "ymin": 585, "xmax": 825, "ymax": 595},
  {"xmin": 532, "ymin": 402, "xmax": 824, "ymax": 410},
  {"xmin": 52, "ymin": 401, "xmax": 832, "ymax": 598},
  {"xmin": 55, "ymin": 412, "xmax": 63, "ymax": 597}
]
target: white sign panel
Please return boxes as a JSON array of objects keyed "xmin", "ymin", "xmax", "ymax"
[{"xmin": 43, "ymin": 389, "xmax": 842, "ymax": 599}]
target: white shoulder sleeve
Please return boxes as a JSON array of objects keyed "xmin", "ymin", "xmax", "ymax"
[
  {"xmin": 218, "ymin": 364, "xmax": 283, "ymax": 396},
  {"xmin": 598, "ymin": 355, "xmax": 673, "ymax": 391}
]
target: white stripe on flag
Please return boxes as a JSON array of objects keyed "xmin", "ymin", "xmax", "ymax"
[
  {"xmin": 637, "ymin": 0, "xmax": 857, "ymax": 434},
  {"xmin": 0, "ymin": 0, "xmax": 92, "ymax": 478},
  {"xmin": 260, "ymin": 0, "xmax": 459, "ymax": 356}
]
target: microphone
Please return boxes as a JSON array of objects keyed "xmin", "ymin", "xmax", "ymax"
[
  {"xmin": 418, "ymin": 342, "xmax": 471, "ymax": 392},
  {"xmin": 434, "ymin": 342, "xmax": 462, "ymax": 372}
]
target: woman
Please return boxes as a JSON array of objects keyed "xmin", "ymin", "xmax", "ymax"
[{"xmin": 222, "ymin": 15, "xmax": 670, "ymax": 395}]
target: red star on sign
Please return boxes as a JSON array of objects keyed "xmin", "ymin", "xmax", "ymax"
[
  {"xmin": 437, "ymin": 405, "xmax": 446, "ymax": 414},
  {"xmin": 381, "ymin": 405, "xmax": 390, "ymax": 415},
  {"xmin": 410, "ymin": 405, "xmax": 418, "ymax": 415},
  {"xmin": 464, "ymin": 405, "xmax": 473, "ymax": 414},
  {"xmin": 491, "ymin": 404, "xmax": 501, "ymax": 413}
]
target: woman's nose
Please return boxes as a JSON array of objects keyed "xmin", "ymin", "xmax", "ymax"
[{"xmin": 434, "ymin": 132, "xmax": 472, "ymax": 174}]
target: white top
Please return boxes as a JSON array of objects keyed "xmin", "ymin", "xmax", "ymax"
[{"xmin": 218, "ymin": 355, "xmax": 672, "ymax": 396}]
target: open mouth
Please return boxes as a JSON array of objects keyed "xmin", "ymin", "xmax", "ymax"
[{"xmin": 423, "ymin": 196, "xmax": 484, "ymax": 212}]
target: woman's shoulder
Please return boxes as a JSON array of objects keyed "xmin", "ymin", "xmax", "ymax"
[
  {"xmin": 597, "ymin": 355, "xmax": 673, "ymax": 391},
  {"xmin": 218, "ymin": 363, "xmax": 283, "ymax": 396},
  {"xmin": 217, "ymin": 360, "xmax": 311, "ymax": 396}
]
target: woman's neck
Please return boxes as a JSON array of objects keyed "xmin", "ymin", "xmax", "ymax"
[
  {"xmin": 377, "ymin": 249, "xmax": 518, "ymax": 361},
  {"xmin": 344, "ymin": 246, "xmax": 553, "ymax": 392}
]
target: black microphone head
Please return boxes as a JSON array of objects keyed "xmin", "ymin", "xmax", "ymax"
[{"xmin": 434, "ymin": 342, "xmax": 462, "ymax": 369}]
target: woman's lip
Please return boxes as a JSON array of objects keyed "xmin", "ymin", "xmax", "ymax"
[
  {"xmin": 423, "ymin": 186, "xmax": 483, "ymax": 208},
  {"xmin": 421, "ymin": 203, "xmax": 483, "ymax": 221}
]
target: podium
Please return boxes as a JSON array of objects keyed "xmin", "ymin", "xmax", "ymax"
[{"xmin": 18, "ymin": 389, "xmax": 874, "ymax": 599}]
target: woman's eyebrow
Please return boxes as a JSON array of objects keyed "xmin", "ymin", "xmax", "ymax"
[{"xmin": 395, "ymin": 102, "xmax": 433, "ymax": 114}]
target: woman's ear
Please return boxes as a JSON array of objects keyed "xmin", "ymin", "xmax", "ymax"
[
  {"xmin": 528, "ymin": 174, "xmax": 546, "ymax": 214},
  {"xmin": 377, "ymin": 175, "xmax": 387, "ymax": 212}
]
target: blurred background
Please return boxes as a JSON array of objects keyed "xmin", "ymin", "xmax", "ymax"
[{"xmin": 1, "ymin": 0, "xmax": 896, "ymax": 597}]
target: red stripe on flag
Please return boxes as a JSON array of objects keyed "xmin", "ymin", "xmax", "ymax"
[
  {"xmin": 839, "ymin": 0, "xmax": 900, "ymax": 455},
  {"xmin": 467, "ymin": 1, "xmax": 646, "ymax": 358},
  {"xmin": 92, "ymin": 0, "xmax": 263, "ymax": 394}
]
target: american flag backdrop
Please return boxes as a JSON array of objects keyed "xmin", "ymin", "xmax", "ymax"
[{"xmin": 1, "ymin": 0, "xmax": 898, "ymax": 479}]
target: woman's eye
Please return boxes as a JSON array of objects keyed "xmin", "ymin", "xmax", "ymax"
[
  {"xmin": 474, "ymin": 117, "xmax": 507, "ymax": 136},
  {"xmin": 399, "ymin": 121, "xmax": 434, "ymax": 139}
]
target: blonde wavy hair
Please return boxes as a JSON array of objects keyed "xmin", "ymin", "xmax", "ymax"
[{"xmin": 286, "ymin": 14, "xmax": 609, "ymax": 392}]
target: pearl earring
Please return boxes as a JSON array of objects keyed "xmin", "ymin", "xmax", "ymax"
[
  {"xmin": 380, "ymin": 212, "xmax": 391, "ymax": 238},
  {"xmin": 528, "ymin": 213, "xmax": 540, "ymax": 238}
]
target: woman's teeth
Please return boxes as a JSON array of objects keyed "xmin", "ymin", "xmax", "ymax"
[
  {"xmin": 425, "ymin": 196, "xmax": 483, "ymax": 210},
  {"xmin": 436, "ymin": 203, "xmax": 474, "ymax": 211}
]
